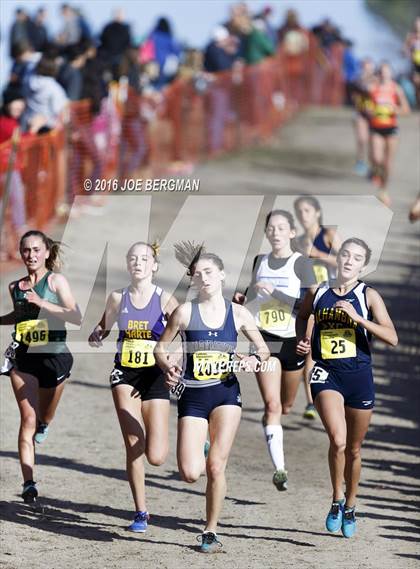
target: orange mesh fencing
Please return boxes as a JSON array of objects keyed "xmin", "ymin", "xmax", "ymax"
[{"xmin": 1, "ymin": 37, "xmax": 344, "ymax": 265}]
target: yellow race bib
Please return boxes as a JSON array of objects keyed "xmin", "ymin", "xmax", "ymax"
[
  {"xmin": 121, "ymin": 339, "xmax": 156, "ymax": 368},
  {"xmin": 375, "ymin": 103, "xmax": 393, "ymax": 120},
  {"xmin": 193, "ymin": 351, "xmax": 231, "ymax": 381},
  {"xmin": 413, "ymin": 49, "xmax": 420, "ymax": 66},
  {"xmin": 259, "ymin": 300, "xmax": 292, "ymax": 332},
  {"xmin": 320, "ymin": 328, "xmax": 356, "ymax": 359},
  {"xmin": 313, "ymin": 264, "xmax": 329, "ymax": 284},
  {"xmin": 16, "ymin": 319, "xmax": 49, "ymax": 346}
]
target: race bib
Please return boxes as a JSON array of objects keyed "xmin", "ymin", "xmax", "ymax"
[
  {"xmin": 16, "ymin": 319, "xmax": 48, "ymax": 346},
  {"xmin": 259, "ymin": 300, "xmax": 292, "ymax": 332},
  {"xmin": 313, "ymin": 264, "xmax": 329, "ymax": 284},
  {"xmin": 310, "ymin": 365, "xmax": 329, "ymax": 384},
  {"xmin": 121, "ymin": 339, "xmax": 156, "ymax": 368},
  {"xmin": 193, "ymin": 351, "xmax": 231, "ymax": 381},
  {"xmin": 413, "ymin": 49, "xmax": 420, "ymax": 66},
  {"xmin": 374, "ymin": 103, "xmax": 394, "ymax": 121},
  {"xmin": 320, "ymin": 328, "xmax": 356, "ymax": 359}
]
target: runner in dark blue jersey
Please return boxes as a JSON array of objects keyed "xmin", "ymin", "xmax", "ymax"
[
  {"xmin": 294, "ymin": 196, "xmax": 341, "ymax": 420},
  {"xmin": 88, "ymin": 241, "xmax": 178, "ymax": 533},
  {"xmin": 296, "ymin": 238, "xmax": 398, "ymax": 538},
  {"xmin": 155, "ymin": 244, "xmax": 269, "ymax": 553}
]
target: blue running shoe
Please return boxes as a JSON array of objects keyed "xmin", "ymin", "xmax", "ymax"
[
  {"xmin": 34, "ymin": 423, "xmax": 49, "ymax": 444},
  {"xmin": 354, "ymin": 160, "xmax": 369, "ymax": 177},
  {"xmin": 325, "ymin": 499, "xmax": 345, "ymax": 533},
  {"xmin": 342, "ymin": 507, "xmax": 356, "ymax": 538},
  {"xmin": 204, "ymin": 440, "xmax": 210, "ymax": 458},
  {"xmin": 198, "ymin": 532, "xmax": 223, "ymax": 554},
  {"xmin": 22, "ymin": 480, "xmax": 38, "ymax": 503},
  {"xmin": 128, "ymin": 511, "xmax": 149, "ymax": 533}
]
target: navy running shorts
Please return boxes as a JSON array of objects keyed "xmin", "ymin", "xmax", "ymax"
[
  {"xmin": 259, "ymin": 331, "xmax": 305, "ymax": 371},
  {"xmin": 109, "ymin": 364, "xmax": 169, "ymax": 401},
  {"xmin": 177, "ymin": 377, "xmax": 242, "ymax": 420},
  {"xmin": 13, "ymin": 350, "xmax": 73, "ymax": 388},
  {"xmin": 309, "ymin": 363, "xmax": 375, "ymax": 410}
]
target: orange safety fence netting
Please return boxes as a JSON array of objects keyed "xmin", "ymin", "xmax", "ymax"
[{"xmin": 0, "ymin": 40, "xmax": 344, "ymax": 264}]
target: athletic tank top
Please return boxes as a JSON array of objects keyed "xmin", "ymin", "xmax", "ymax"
[
  {"xmin": 312, "ymin": 227, "xmax": 336, "ymax": 283},
  {"xmin": 12, "ymin": 271, "xmax": 67, "ymax": 354},
  {"xmin": 370, "ymin": 82, "xmax": 399, "ymax": 129},
  {"xmin": 254, "ymin": 252, "xmax": 301, "ymax": 338},
  {"xmin": 311, "ymin": 281, "xmax": 372, "ymax": 371},
  {"xmin": 411, "ymin": 36, "xmax": 420, "ymax": 66},
  {"xmin": 115, "ymin": 286, "xmax": 166, "ymax": 369},
  {"xmin": 181, "ymin": 299, "xmax": 237, "ymax": 388},
  {"xmin": 353, "ymin": 81, "xmax": 374, "ymax": 116}
]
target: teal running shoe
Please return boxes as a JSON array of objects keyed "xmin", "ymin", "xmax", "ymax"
[
  {"xmin": 204, "ymin": 440, "xmax": 210, "ymax": 458},
  {"xmin": 303, "ymin": 404, "xmax": 318, "ymax": 420},
  {"xmin": 22, "ymin": 480, "xmax": 38, "ymax": 503},
  {"xmin": 272, "ymin": 469, "xmax": 288, "ymax": 491},
  {"xmin": 342, "ymin": 507, "xmax": 356, "ymax": 538},
  {"xmin": 326, "ymin": 499, "xmax": 345, "ymax": 533},
  {"xmin": 128, "ymin": 511, "xmax": 149, "ymax": 533},
  {"xmin": 198, "ymin": 532, "xmax": 222, "ymax": 554},
  {"xmin": 34, "ymin": 423, "xmax": 49, "ymax": 444}
]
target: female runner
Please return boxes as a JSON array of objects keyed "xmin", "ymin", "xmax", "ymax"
[
  {"xmin": 233, "ymin": 210, "xmax": 316, "ymax": 491},
  {"xmin": 296, "ymin": 238, "xmax": 398, "ymax": 538},
  {"xmin": 155, "ymin": 244, "xmax": 269, "ymax": 553},
  {"xmin": 88, "ymin": 241, "xmax": 177, "ymax": 532},
  {"xmin": 351, "ymin": 58, "xmax": 376, "ymax": 177},
  {"xmin": 294, "ymin": 196, "xmax": 341, "ymax": 419},
  {"xmin": 0, "ymin": 230, "xmax": 81, "ymax": 502},
  {"xmin": 368, "ymin": 62, "xmax": 410, "ymax": 205}
]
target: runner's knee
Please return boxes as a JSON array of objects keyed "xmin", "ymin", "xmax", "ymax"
[{"xmin": 179, "ymin": 464, "xmax": 202, "ymax": 483}]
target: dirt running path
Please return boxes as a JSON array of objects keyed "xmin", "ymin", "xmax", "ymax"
[{"xmin": 1, "ymin": 107, "xmax": 419, "ymax": 569}]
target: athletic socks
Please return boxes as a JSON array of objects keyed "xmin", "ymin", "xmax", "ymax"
[{"xmin": 264, "ymin": 424, "xmax": 285, "ymax": 471}]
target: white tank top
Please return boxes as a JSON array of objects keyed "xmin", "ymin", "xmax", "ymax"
[{"xmin": 254, "ymin": 252, "xmax": 302, "ymax": 338}]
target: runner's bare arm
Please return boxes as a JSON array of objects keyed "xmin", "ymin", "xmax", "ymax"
[
  {"xmin": 296, "ymin": 287, "xmax": 317, "ymax": 354},
  {"xmin": 154, "ymin": 304, "xmax": 189, "ymax": 377},
  {"xmin": 396, "ymin": 84, "xmax": 410, "ymax": 115},
  {"xmin": 233, "ymin": 304, "xmax": 270, "ymax": 362},
  {"xmin": 0, "ymin": 282, "xmax": 16, "ymax": 324},
  {"xmin": 335, "ymin": 288, "xmax": 398, "ymax": 346},
  {"xmin": 24, "ymin": 274, "xmax": 82, "ymax": 325},
  {"xmin": 88, "ymin": 290, "xmax": 121, "ymax": 347},
  {"xmin": 161, "ymin": 290, "xmax": 179, "ymax": 318}
]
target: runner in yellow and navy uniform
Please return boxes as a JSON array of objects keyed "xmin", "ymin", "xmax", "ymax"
[
  {"xmin": 155, "ymin": 243, "xmax": 269, "ymax": 554},
  {"xmin": 404, "ymin": 17, "xmax": 420, "ymax": 107},
  {"xmin": 350, "ymin": 58, "xmax": 376, "ymax": 176},
  {"xmin": 234, "ymin": 209, "xmax": 316, "ymax": 492},
  {"xmin": 294, "ymin": 195, "xmax": 341, "ymax": 420},
  {"xmin": 88, "ymin": 241, "xmax": 178, "ymax": 533},
  {"xmin": 0, "ymin": 230, "xmax": 81, "ymax": 503},
  {"xmin": 296, "ymin": 238, "xmax": 398, "ymax": 539}
]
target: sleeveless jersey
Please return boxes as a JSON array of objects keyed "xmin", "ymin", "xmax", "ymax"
[
  {"xmin": 115, "ymin": 286, "xmax": 166, "ymax": 369},
  {"xmin": 370, "ymin": 82, "xmax": 399, "ymax": 129},
  {"xmin": 254, "ymin": 252, "xmax": 302, "ymax": 338},
  {"xmin": 181, "ymin": 299, "xmax": 237, "ymax": 388},
  {"xmin": 312, "ymin": 226, "xmax": 335, "ymax": 283},
  {"xmin": 312, "ymin": 281, "xmax": 372, "ymax": 372},
  {"xmin": 12, "ymin": 271, "xmax": 67, "ymax": 354}
]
